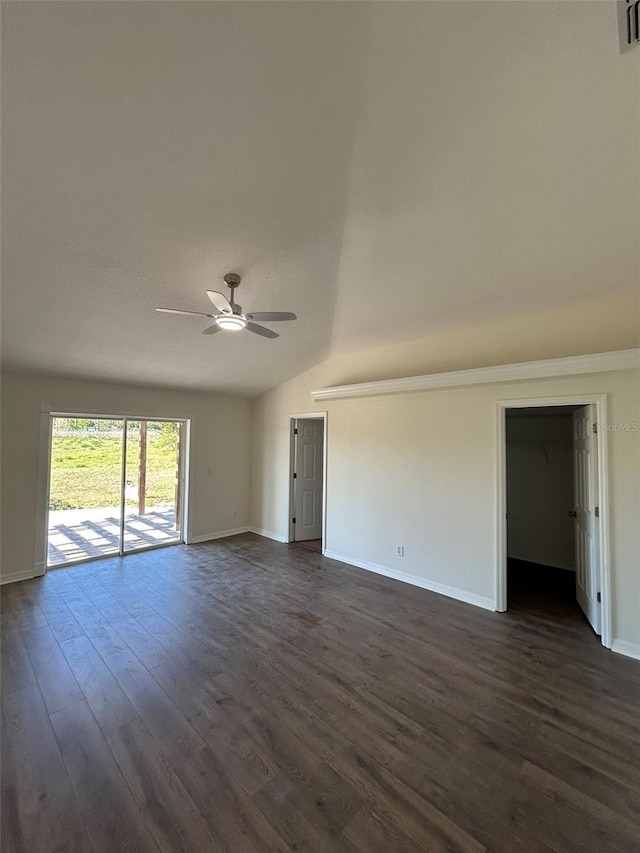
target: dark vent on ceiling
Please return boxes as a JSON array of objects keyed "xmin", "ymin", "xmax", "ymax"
[{"xmin": 619, "ymin": 0, "xmax": 640, "ymax": 51}]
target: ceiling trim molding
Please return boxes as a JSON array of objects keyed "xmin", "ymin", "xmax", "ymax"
[{"xmin": 310, "ymin": 349, "xmax": 640, "ymax": 402}]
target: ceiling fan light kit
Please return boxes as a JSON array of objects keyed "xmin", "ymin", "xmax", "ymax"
[
  {"xmin": 156, "ymin": 273, "xmax": 296, "ymax": 341},
  {"xmin": 216, "ymin": 315, "xmax": 246, "ymax": 331}
]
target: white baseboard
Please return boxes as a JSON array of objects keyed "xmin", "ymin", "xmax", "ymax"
[
  {"xmin": 249, "ymin": 527, "xmax": 288, "ymax": 543},
  {"xmin": 323, "ymin": 550, "xmax": 495, "ymax": 612},
  {"xmin": 507, "ymin": 551, "xmax": 575, "ymax": 572},
  {"xmin": 0, "ymin": 568, "xmax": 42, "ymax": 586},
  {"xmin": 189, "ymin": 526, "xmax": 251, "ymax": 544},
  {"xmin": 611, "ymin": 639, "xmax": 640, "ymax": 661}
]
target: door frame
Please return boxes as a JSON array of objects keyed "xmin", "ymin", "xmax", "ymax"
[
  {"xmin": 35, "ymin": 406, "xmax": 193, "ymax": 575},
  {"xmin": 495, "ymin": 393, "xmax": 611, "ymax": 649},
  {"xmin": 287, "ymin": 411, "xmax": 328, "ymax": 553}
]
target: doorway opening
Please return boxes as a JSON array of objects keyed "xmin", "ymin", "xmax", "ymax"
[
  {"xmin": 496, "ymin": 396, "xmax": 611, "ymax": 649},
  {"xmin": 287, "ymin": 413, "xmax": 327, "ymax": 553},
  {"xmin": 46, "ymin": 415, "xmax": 187, "ymax": 568}
]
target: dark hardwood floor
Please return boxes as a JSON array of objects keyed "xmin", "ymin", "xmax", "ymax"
[
  {"xmin": 291, "ymin": 538, "xmax": 323, "ymax": 553},
  {"xmin": 2, "ymin": 534, "xmax": 640, "ymax": 853},
  {"xmin": 507, "ymin": 558, "xmax": 583, "ymax": 616}
]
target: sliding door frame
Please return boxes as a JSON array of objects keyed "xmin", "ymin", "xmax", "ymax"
[
  {"xmin": 36, "ymin": 406, "xmax": 193, "ymax": 576},
  {"xmin": 118, "ymin": 419, "xmax": 128, "ymax": 557}
]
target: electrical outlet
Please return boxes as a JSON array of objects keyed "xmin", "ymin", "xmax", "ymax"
[{"xmin": 396, "ymin": 545, "xmax": 404, "ymax": 557}]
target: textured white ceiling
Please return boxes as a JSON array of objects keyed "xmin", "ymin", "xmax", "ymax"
[
  {"xmin": 329, "ymin": 2, "xmax": 640, "ymax": 353},
  {"xmin": 1, "ymin": 2, "xmax": 365, "ymax": 395},
  {"xmin": 2, "ymin": 2, "xmax": 638, "ymax": 395}
]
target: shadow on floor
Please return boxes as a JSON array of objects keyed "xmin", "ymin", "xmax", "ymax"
[
  {"xmin": 507, "ymin": 557, "xmax": 588, "ymax": 629},
  {"xmin": 48, "ymin": 508, "xmax": 179, "ymax": 566},
  {"xmin": 289, "ymin": 539, "xmax": 323, "ymax": 553}
]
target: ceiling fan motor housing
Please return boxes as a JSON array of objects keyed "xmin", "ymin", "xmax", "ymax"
[{"xmin": 223, "ymin": 273, "xmax": 241, "ymax": 288}]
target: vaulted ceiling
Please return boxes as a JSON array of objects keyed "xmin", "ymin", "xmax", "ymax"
[{"xmin": 2, "ymin": 2, "xmax": 638, "ymax": 395}]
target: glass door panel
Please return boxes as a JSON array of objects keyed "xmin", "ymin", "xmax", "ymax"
[
  {"xmin": 47, "ymin": 417, "xmax": 125, "ymax": 566},
  {"xmin": 123, "ymin": 420, "xmax": 182, "ymax": 553}
]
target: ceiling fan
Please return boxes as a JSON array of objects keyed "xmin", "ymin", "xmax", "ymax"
[{"xmin": 155, "ymin": 273, "xmax": 296, "ymax": 339}]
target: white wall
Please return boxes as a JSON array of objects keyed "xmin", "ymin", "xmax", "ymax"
[
  {"xmin": 252, "ymin": 362, "xmax": 640, "ymax": 654},
  {"xmin": 506, "ymin": 415, "xmax": 575, "ymax": 571},
  {"xmin": 1, "ymin": 371, "xmax": 252, "ymax": 582}
]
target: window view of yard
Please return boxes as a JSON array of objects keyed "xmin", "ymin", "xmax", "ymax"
[
  {"xmin": 47, "ymin": 418, "xmax": 183, "ymax": 566},
  {"xmin": 49, "ymin": 419, "xmax": 179, "ymax": 510}
]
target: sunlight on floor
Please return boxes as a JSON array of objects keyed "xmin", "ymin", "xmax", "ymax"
[{"xmin": 47, "ymin": 505, "xmax": 180, "ymax": 565}]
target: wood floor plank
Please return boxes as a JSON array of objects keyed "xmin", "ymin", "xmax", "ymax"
[
  {"xmin": 2, "ymin": 535, "xmax": 639, "ymax": 852},
  {"xmin": 343, "ymin": 803, "xmax": 425, "ymax": 853},
  {"xmin": 174, "ymin": 746, "xmax": 289, "ymax": 853},
  {"xmin": 102, "ymin": 647, "xmax": 204, "ymax": 765},
  {"xmin": 1, "ymin": 685, "xmax": 90, "ymax": 853},
  {"xmin": 245, "ymin": 705, "xmax": 365, "ymax": 836},
  {"xmin": 20, "ymin": 621, "xmax": 84, "ymax": 714},
  {"xmin": 0, "ymin": 620, "xmax": 36, "ymax": 696},
  {"xmin": 519, "ymin": 760, "xmax": 640, "ymax": 853},
  {"xmin": 62, "ymin": 595, "xmax": 129, "ymax": 659},
  {"xmin": 270, "ymin": 687, "xmax": 487, "ymax": 853},
  {"xmin": 98, "ymin": 603, "xmax": 171, "ymax": 669},
  {"xmin": 39, "ymin": 596, "xmax": 85, "ymax": 643},
  {"xmin": 105, "ymin": 717, "xmax": 224, "ymax": 852},
  {"xmin": 149, "ymin": 658, "xmax": 279, "ymax": 795},
  {"xmin": 50, "ymin": 699, "xmax": 160, "ymax": 853},
  {"xmin": 147, "ymin": 656, "xmax": 223, "ymax": 735},
  {"xmin": 59, "ymin": 634, "xmax": 138, "ymax": 735},
  {"xmin": 133, "ymin": 607, "xmax": 223, "ymax": 673},
  {"xmin": 253, "ymin": 771, "xmax": 360, "ymax": 853}
]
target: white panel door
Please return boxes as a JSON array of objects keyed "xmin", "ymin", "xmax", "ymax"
[
  {"xmin": 294, "ymin": 419, "xmax": 324, "ymax": 541},
  {"xmin": 573, "ymin": 405, "xmax": 601, "ymax": 635}
]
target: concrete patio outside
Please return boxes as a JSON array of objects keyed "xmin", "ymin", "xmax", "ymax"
[{"xmin": 47, "ymin": 505, "xmax": 181, "ymax": 566}]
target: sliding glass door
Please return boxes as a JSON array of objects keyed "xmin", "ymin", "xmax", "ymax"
[
  {"xmin": 123, "ymin": 421, "xmax": 183, "ymax": 553},
  {"xmin": 47, "ymin": 417, "xmax": 125, "ymax": 565},
  {"xmin": 47, "ymin": 415, "xmax": 185, "ymax": 568}
]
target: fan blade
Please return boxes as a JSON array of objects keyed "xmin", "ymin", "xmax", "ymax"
[
  {"xmin": 206, "ymin": 290, "xmax": 233, "ymax": 314},
  {"xmin": 246, "ymin": 322, "xmax": 279, "ymax": 339},
  {"xmin": 245, "ymin": 312, "xmax": 296, "ymax": 322},
  {"xmin": 156, "ymin": 307, "xmax": 215, "ymax": 317},
  {"xmin": 202, "ymin": 324, "xmax": 222, "ymax": 335}
]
